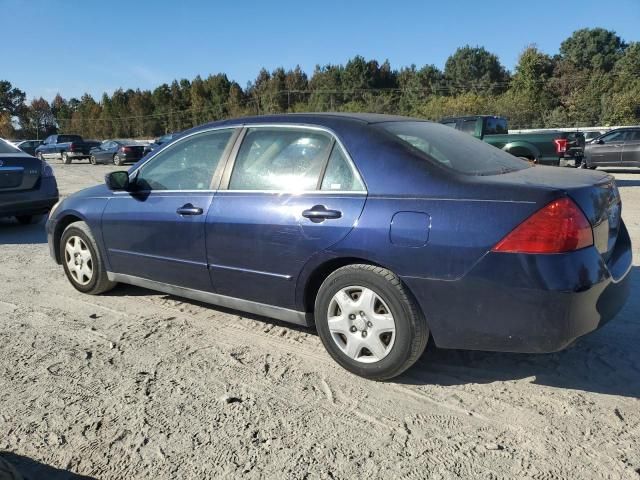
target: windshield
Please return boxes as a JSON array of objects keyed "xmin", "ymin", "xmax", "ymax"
[
  {"xmin": 379, "ymin": 121, "xmax": 531, "ymax": 176},
  {"xmin": 0, "ymin": 138, "xmax": 22, "ymax": 154}
]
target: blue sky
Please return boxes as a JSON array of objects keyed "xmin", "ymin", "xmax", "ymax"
[{"xmin": 2, "ymin": 0, "xmax": 638, "ymax": 101}]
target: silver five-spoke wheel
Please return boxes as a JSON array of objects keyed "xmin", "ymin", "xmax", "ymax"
[
  {"xmin": 64, "ymin": 236, "xmax": 93, "ymax": 286},
  {"xmin": 327, "ymin": 286, "xmax": 396, "ymax": 363}
]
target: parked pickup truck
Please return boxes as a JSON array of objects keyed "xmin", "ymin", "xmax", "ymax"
[
  {"xmin": 441, "ymin": 115, "xmax": 584, "ymax": 166},
  {"xmin": 35, "ymin": 134, "xmax": 96, "ymax": 164}
]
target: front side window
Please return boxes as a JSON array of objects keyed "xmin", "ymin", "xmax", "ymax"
[
  {"xmin": 600, "ymin": 131, "xmax": 627, "ymax": 143},
  {"xmin": 229, "ymin": 128, "xmax": 332, "ymax": 191},
  {"xmin": 135, "ymin": 129, "xmax": 233, "ymax": 191},
  {"xmin": 321, "ymin": 145, "xmax": 365, "ymax": 192},
  {"xmin": 459, "ymin": 119, "xmax": 477, "ymax": 135}
]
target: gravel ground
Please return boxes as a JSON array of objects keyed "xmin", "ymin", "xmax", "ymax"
[{"xmin": 1, "ymin": 162, "xmax": 639, "ymax": 480}]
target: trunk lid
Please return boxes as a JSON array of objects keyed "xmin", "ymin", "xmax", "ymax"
[
  {"xmin": 0, "ymin": 154, "xmax": 43, "ymax": 192},
  {"xmin": 480, "ymin": 165, "xmax": 621, "ymax": 259}
]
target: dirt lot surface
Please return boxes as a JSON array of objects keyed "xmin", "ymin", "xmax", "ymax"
[{"xmin": 1, "ymin": 162, "xmax": 639, "ymax": 479}]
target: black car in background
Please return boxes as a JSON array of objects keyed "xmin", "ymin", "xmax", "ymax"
[
  {"xmin": 0, "ymin": 138, "xmax": 58, "ymax": 224},
  {"xmin": 142, "ymin": 133, "xmax": 179, "ymax": 157},
  {"xmin": 90, "ymin": 140, "xmax": 146, "ymax": 166},
  {"xmin": 583, "ymin": 127, "xmax": 640, "ymax": 169},
  {"xmin": 14, "ymin": 140, "xmax": 43, "ymax": 156}
]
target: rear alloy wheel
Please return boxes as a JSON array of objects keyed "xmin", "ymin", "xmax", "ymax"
[
  {"xmin": 90, "ymin": 155, "xmax": 97, "ymax": 165},
  {"xmin": 15, "ymin": 214, "xmax": 43, "ymax": 225},
  {"xmin": 62, "ymin": 152, "xmax": 71, "ymax": 164},
  {"xmin": 315, "ymin": 264, "xmax": 429, "ymax": 380},
  {"xmin": 60, "ymin": 221, "xmax": 116, "ymax": 294},
  {"xmin": 113, "ymin": 154, "xmax": 123, "ymax": 166}
]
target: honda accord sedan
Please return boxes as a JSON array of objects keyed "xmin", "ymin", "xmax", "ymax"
[
  {"xmin": 1, "ymin": 138, "xmax": 59, "ymax": 224},
  {"xmin": 45, "ymin": 114, "xmax": 632, "ymax": 379}
]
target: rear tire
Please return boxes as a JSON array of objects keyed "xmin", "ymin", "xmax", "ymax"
[
  {"xmin": 113, "ymin": 154, "xmax": 123, "ymax": 166},
  {"xmin": 37, "ymin": 152, "xmax": 44, "ymax": 161},
  {"xmin": 60, "ymin": 221, "xmax": 117, "ymax": 295},
  {"xmin": 62, "ymin": 152, "xmax": 71, "ymax": 164},
  {"xmin": 90, "ymin": 155, "xmax": 97, "ymax": 165},
  {"xmin": 315, "ymin": 264, "xmax": 429, "ymax": 380},
  {"xmin": 15, "ymin": 214, "xmax": 43, "ymax": 225}
]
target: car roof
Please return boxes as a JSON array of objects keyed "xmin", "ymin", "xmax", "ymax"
[{"xmin": 193, "ymin": 112, "xmax": 424, "ymax": 132}]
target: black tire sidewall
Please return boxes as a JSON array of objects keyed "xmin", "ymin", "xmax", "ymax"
[
  {"xmin": 60, "ymin": 224, "xmax": 103, "ymax": 294},
  {"xmin": 315, "ymin": 267, "xmax": 420, "ymax": 379}
]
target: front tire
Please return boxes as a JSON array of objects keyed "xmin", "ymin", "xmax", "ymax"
[
  {"xmin": 62, "ymin": 152, "xmax": 71, "ymax": 164},
  {"xmin": 315, "ymin": 264, "xmax": 429, "ymax": 380},
  {"xmin": 60, "ymin": 221, "xmax": 116, "ymax": 295},
  {"xmin": 90, "ymin": 155, "xmax": 97, "ymax": 165}
]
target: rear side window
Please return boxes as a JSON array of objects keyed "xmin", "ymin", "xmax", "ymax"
[
  {"xmin": 135, "ymin": 129, "xmax": 233, "ymax": 191},
  {"xmin": 485, "ymin": 117, "xmax": 507, "ymax": 135},
  {"xmin": 57, "ymin": 135, "xmax": 83, "ymax": 143},
  {"xmin": 627, "ymin": 130, "xmax": 640, "ymax": 141},
  {"xmin": 229, "ymin": 128, "xmax": 332, "ymax": 191},
  {"xmin": 380, "ymin": 121, "xmax": 531, "ymax": 176},
  {"xmin": 321, "ymin": 145, "xmax": 365, "ymax": 192}
]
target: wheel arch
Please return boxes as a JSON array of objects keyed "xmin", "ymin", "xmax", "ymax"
[
  {"xmin": 300, "ymin": 256, "xmax": 426, "ymax": 330},
  {"xmin": 503, "ymin": 141, "xmax": 539, "ymax": 161},
  {"xmin": 52, "ymin": 213, "xmax": 84, "ymax": 264}
]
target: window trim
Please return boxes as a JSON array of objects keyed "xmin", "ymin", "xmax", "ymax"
[{"xmin": 218, "ymin": 124, "xmax": 367, "ymax": 195}]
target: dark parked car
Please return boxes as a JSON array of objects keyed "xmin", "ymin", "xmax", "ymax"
[
  {"xmin": 441, "ymin": 115, "xmax": 585, "ymax": 166},
  {"xmin": 46, "ymin": 114, "xmax": 631, "ymax": 380},
  {"xmin": 14, "ymin": 139, "xmax": 43, "ymax": 156},
  {"xmin": 142, "ymin": 133, "xmax": 179, "ymax": 156},
  {"xmin": 583, "ymin": 127, "xmax": 640, "ymax": 169},
  {"xmin": 35, "ymin": 134, "xmax": 94, "ymax": 163},
  {"xmin": 90, "ymin": 140, "xmax": 146, "ymax": 166},
  {"xmin": 1, "ymin": 138, "xmax": 59, "ymax": 224}
]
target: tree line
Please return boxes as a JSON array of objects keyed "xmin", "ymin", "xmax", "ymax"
[{"xmin": 1, "ymin": 27, "xmax": 638, "ymax": 141}]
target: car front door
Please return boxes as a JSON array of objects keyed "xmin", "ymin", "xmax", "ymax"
[
  {"xmin": 101, "ymin": 128, "xmax": 238, "ymax": 291},
  {"xmin": 589, "ymin": 130, "xmax": 626, "ymax": 165},
  {"xmin": 621, "ymin": 130, "xmax": 640, "ymax": 166},
  {"xmin": 205, "ymin": 126, "xmax": 367, "ymax": 311},
  {"xmin": 95, "ymin": 141, "xmax": 110, "ymax": 162}
]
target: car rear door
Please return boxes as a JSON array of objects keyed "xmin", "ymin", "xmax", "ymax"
[
  {"xmin": 590, "ymin": 130, "xmax": 626, "ymax": 165},
  {"xmin": 101, "ymin": 128, "xmax": 238, "ymax": 291},
  {"xmin": 205, "ymin": 126, "xmax": 367, "ymax": 310},
  {"xmin": 621, "ymin": 130, "xmax": 640, "ymax": 166}
]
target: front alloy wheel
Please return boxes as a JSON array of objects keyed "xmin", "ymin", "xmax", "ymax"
[
  {"xmin": 60, "ymin": 221, "xmax": 117, "ymax": 294},
  {"xmin": 64, "ymin": 236, "xmax": 94, "ymax": 286}
]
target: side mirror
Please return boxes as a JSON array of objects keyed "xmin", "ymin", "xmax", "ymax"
[{"xmin": 105, "ymin": 171, "xmax": 130, "ymax": 191}]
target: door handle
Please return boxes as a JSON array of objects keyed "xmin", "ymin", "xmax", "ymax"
[
  {"xmin": 302, "ymin": 205, "xmax": 342, "ymax": 223},
  {"xmin": 176, "ymin": 203, "xmax": 203, "ymax": 216}
]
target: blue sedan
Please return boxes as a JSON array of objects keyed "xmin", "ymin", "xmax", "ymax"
[{"xmin": 46, "ymin": 114, "xmax": 632, "ymax": 379}]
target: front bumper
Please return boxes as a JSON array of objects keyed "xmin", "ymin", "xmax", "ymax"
[
  {"xmin": 403, "ymin": 221, "xmax": 632, "ymax": 353},
  {"xmin": 0, "ymin": 177, "xmax": 59, "ymax": 218}
]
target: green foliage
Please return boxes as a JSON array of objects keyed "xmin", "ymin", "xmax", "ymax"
[{"xmin": 2, "ymin": 27, "xmax": 638, "ymax": 140}]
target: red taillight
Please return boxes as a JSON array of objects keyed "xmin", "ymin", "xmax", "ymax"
[
  {"xmin": 68, "ymin": 143, "xmax": 76, "ymax": 152},
  {"xmin": 554, "ymin": 138, "xmax": 568, "ymax": 154},
  {"xmin": 121, "ymin": 146, "xmax": 132, "ymax": 153},
  {"xmin": 492, "ymin": 197, "xmax": 593, "ymax": 254}
]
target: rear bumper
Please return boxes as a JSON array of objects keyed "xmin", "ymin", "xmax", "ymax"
[
  {"xmin": 403, "ymin": 221, "xmax": 633, "ymax": 353},
  {"xmin": 0, "ymin": 177, "xmax": 59, "ymax": 217}
]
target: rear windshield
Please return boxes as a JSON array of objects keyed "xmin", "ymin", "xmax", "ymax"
[
  {"xmin": 379, "ymin": 121, "xmax": 531, "ymax": 176},
  {"xmin": 58, "ymin": 135, "xmax": 83, "ymax": 143},
  {"xmin": 0, "ymin": 139, "xmax": 21, "ymax": 154}
]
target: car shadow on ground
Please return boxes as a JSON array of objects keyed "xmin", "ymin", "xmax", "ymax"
[
  {"xmin": 0, "ymin": 452, "xmax": 95, "ymax": 480},
  {"xmin": 0, "ymin": 217, "xmax": 47, "ymax": 245},
  {"xmin": 105, "ymin": 268, "xmax": 640, "ymax": 399},
  {"xmin": 396, "ymin": 266, "xmax": 640, "ymax": 399}
]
